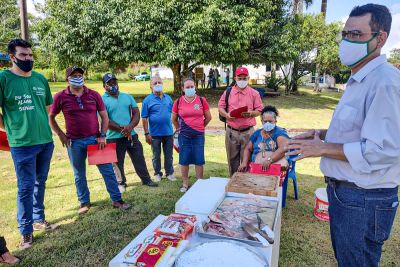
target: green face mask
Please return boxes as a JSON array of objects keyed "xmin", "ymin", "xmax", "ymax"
[{"xmin": 338, "ymin": 34, "xmax": 379, "ymax": 67}]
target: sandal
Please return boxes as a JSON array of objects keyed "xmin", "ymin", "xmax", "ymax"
[
  {"xmin": 0, "ymin": 252, "xmax": 20, "ymax": 265},
  {"xmin": 180, "ymin": 186, "xmax": 189, "ymax": 193}
]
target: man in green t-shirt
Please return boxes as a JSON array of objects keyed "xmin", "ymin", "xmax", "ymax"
[{"xmin": 0, "ymin": 39, "xmax": 55, "ymax": 250}]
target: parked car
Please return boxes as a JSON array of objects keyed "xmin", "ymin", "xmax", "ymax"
[{"xmin": 134, "ymin": 72, "xmax": 151, "ymax": 81}]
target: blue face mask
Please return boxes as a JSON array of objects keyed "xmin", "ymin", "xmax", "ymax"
[
  {"xmin": 108, "ymin": 85, "xmax": 119, "ymax": 94},
  {"xmin": 69, "ymin": 76, "xmax": 84, "ymax": 88},
  {"xmin": 263, "ymin": 122, "xmax": 276, "ymax": 132},
  {"xmin": 154, "ymin": 84, "xmax": 163, "ymax": 92},
  {"xmin": 184, "ymin": 87, "xmax": 196, "ymax": 97}
]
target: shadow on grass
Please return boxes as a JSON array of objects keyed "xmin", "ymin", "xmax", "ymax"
[
  {"xmin": 158, "ymin": 87, "xmax": 341, "ymax": 111},
  {"xmin": 46, "ymin": 177, "xmax": 103, "ymax": 190},
  {"xmin": 12, "ymin": 161, "xmax": 229, "ymax": 267}
]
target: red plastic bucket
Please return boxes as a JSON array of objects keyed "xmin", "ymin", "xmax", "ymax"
[{"xmin": 314, "ymin": 188, "xmax": 329, "ymax": 221}]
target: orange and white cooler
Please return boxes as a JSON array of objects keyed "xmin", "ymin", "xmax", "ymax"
[{"xmin": 314, "ymin": 188, "xmax": 329, "ymax": 221}]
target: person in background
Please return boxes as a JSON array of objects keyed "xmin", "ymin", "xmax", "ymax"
[
  {"xmin": 49, "ymin": 67, "xmax": 130, "ymax": 214},
  {"xmin": 238, "ymin": 106, "xmax": 289, "ymax": 172},
  {"xmin": 172, "ymin": 78, "xmax": 212, "ymax": 192},
  {"xmin": 287, "ymin": 4, "xmax": 399, "ymax": 266},
  {"xmin": 142, "ymin": 76, "xmax": 175, "ymax": 182},
  {"xmin": 218, "ymin": 67, "xmax": 263, "ymax": 176},
  {"xmin": 206, "ymin": 69, "xmax": 214, "ymax": 89},
  {"xmin": 101, "ymin": 73, "xmax": 158, "ymax": 188},
  {"xmin": 0, "ymin": 39, "xmax": 56, "ymax": 250},
  {"xmin": 225, "ymin": 68, "xmax": 230, "ymax": 86},
  {"xmin": 214, "ymin": 68, "xmax": 220, "ymax": 87},
  {"xmin": 0, "ymin": 237, "xmax": 19, "ymax": 265}
]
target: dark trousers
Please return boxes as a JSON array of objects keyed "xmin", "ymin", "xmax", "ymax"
[
  {"xmin": 108, "ymin": 134, "xmax": 151, "ymax": 185},
  {"xmin": 327, "ymin": 182, "xmax": 398, "ymax": 267},
  {"xmin": 151, "ymin": 135, "xmax": 174, "ymax": 176},
  {"xmin": 0, "ymin": 237, "xmax": 8, "ymax": 255}
]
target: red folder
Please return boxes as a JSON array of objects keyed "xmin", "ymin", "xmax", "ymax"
[
  {"xmin": 0, "ymin": 131, "xmax": 10, "ymax": 151},
  {"xmin": 87, "ymin": 143, "xmax": 117, "ymax": 165},
  {"xmin": 230, "ymin": 106, "xmax": 248, "ymax": 118},
  {"xmin": 249, "ymin": 163, "xmax": 281, "ymax": 176}
]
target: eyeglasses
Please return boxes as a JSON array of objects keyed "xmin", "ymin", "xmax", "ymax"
[
  {"xmin": 76, "ymin": 96, "xmax": 84, "ymax": 109},
  {"xmin": 340, "ymin": 30, "xmax": 378, "ymax": 41}
]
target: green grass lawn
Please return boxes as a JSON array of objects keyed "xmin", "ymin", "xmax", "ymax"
[{"xmin": 1, "ymin": 86, "xmax": 399, "ymax": 266}]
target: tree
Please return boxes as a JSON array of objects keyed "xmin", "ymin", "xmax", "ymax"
[
  {"xmin": 265, "ymin": 14, "xmax": 329, "ymax": 94},
  {"xmin": 35, "ymin": 0, "xmax": 290, "ymax": 93},
  {"xmin": 0, "ymin": 0, "xmax": 20, "ymax": 52},
  {"xmin": 389, "ymin": 48, "xmax": 400, "ymax": 64}
]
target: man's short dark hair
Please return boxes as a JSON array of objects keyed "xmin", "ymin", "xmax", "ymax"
[
  {"xmin": 349, "ymin": 4, "xmax": 392, "ymax": 36},
  {"xmin": 7, "ymin": 39, "xmax": 32, "ymax": 54}
]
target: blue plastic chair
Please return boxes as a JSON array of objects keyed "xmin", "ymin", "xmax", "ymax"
[
  {"xmin": 255, "ymin": 88, "xmax": 265, "ymax": 98},
  {"xmin": 282, "ymin": 154, "xmax": 298, "ymax": 208}
]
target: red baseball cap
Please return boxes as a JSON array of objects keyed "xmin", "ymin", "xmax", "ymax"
[{"xmin": 235, "ymin": 67, "xmax": 249, "ymax": 77}]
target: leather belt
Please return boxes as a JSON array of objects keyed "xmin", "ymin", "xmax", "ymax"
[
  {"xmin": 324, "ymin": 176, "xmax": 361, "ymax": 189},
  {"xmin": 227, "ymin": 125, "xmax": 252, "ymax": 132}
]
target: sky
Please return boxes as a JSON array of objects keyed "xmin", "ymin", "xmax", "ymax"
[
  {"xmin": 304, "ymin": 0, "xmax": 400, "ymax": 55},
  {"xmin": 27, "ymin": 0, "xmax": 400, "ymax": 55}
]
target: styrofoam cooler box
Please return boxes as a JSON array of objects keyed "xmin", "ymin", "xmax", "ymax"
[{"xmin": 175, "ymin": 177, "xmax": 229, "ymax": 217}]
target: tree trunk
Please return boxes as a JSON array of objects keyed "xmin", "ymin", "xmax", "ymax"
[
  {"xmin": 315, "ymin": 0, "xmax": 327, "ymax": 92},
  {"xmin": 52, "ymin": 66, "xmax": 57, "ymax": 82},
  {"xmin": 172, "ymin": 63, "xmax": 182, "ymax": 95},
  {"xmin": 321, "ymin": 0, "xmax": 327, "ymax": 18},
  {"xmin": 230, "ymin": 63, "xmax": 237, "ymax": 87},
  {"xmin": 314, "ymin": 62, "xmax": 320, "ymax": 92},
  {"xmin": 182, "ymin": 63, "xmax": 189, "ymax": 78},
  {"xmin": 290, "ymin": 60, "xmax": 299, "ymax": 93}
]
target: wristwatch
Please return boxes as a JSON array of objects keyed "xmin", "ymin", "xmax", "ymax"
[{"xmin": 99, "ymin": 132, "xmax": 107, "ymax": 138}]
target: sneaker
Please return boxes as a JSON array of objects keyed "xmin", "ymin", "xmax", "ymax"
[
  {"xmin": 33, "ymin": 220, "xmax": 57, "ymax": 231},
  {"xmin": 118, "ymin": 184, "xmax": 126, "ymax": 193},
  {"xmin": 18, "ymin": 234, "xmax": 33, "ymax": 250},
  {"xmin": 153, "ymin": 174, "xmax": 162, "ymax": 182},
  {"xmin": 0, "ymin": 251, "xmax": 20, "ymax": 265},
  {"xmin": 167, "ymin": 174, "xmax": 176, "ymax": 181},
  {"xmin": 112, "ymin": 200, "xmax": 131, "ymax": 210},
  {"xmin": 180, "ymin": 186, "xmax": 188, "ymax": 193},
  {"xmin": 144, "ymin": 180, "xmax": 158, "ymax": 187},
  {"xmin": 78, "ymin": 203, "xmax": 91, "ymax": 214}
]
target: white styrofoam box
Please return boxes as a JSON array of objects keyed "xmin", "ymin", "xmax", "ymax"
[{"xmin": 175, "ymin": 178, "xmax": 229, "ymax": 216}]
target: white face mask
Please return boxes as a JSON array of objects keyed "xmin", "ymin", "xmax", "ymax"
[
  {"xmin": 154, "ymin": 84, "xmax": 163, "ymax": 92},
  {"xmin": 338, "ymin": 35, "xmax": 378, "ymax": 67},
  {"xmin": 236, "ymin": 80, "xmax": 248, "ymax": 89}
]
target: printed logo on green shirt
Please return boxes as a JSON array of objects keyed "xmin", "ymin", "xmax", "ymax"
[
  {"xmin": 32, "ymin": 86, "xmax": 45, "ymax": 96},
  {"xmin": 15, "ymin": 94, "xmax": 35, "ymax": 111}
]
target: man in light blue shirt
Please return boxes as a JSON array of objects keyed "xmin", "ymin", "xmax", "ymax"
[
  {"xmin": 287, "ymin": 4, "xmax": 399, "ymax": 267},
  {"xmin": 141, "ymin": 76, "xmax": 175, "ymax": 182},
  {"xmin": 102, "ymin": 73, "xmax": 157, "ymax": 188}
]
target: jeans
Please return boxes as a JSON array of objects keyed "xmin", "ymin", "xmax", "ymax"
[
  {"xmin": 0, "ymin": 236, "xmax": 7, "ymax": 255},
  {"xmin": 151, "ymin": 135, "xmax": 174, "ymax": 176},
  {"xmin": 10, "ymin": 142, "xmax": 54, "ymax": 235},
  {"xmin": 327, "ymin": 183, "xmax": 399, "ymax": 267},
  {"xmin": 107, "ymin": 134, "xmax": 151, "ymax": 185},
  {"xmin": 67, "ymin": 136, "xmax": 121, "ymax": 204}
]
